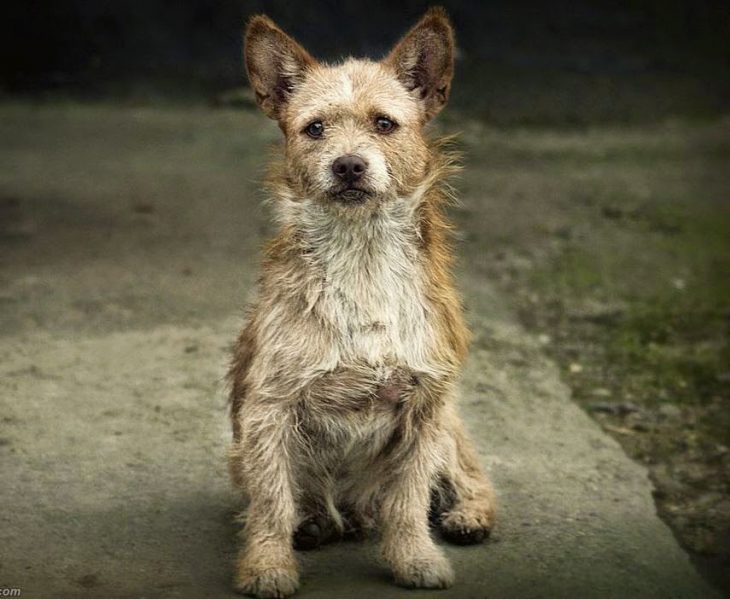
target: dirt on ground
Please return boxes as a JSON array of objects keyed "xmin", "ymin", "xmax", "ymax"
[
  {"xmin": 452, "ymin": 118, "xmax": 730, "ymax": 593},
  {"xmin": 0, "ymin": 101, "xmax": 726, "ymax": 597}
]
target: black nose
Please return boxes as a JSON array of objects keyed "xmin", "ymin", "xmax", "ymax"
[{"xmin": 332, "ymin": 154, "xmax": 367, "ymax": 183}]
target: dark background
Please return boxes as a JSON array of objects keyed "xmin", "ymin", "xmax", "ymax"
[{"xmin": 1, "ymin": 0, "xmax": 728, "ymax": 124}]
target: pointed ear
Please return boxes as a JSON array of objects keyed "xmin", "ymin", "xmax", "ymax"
[
  {"xmin": 385, "ymin": 7, "xmax": 455, "ymax": 122},
  {"xmin": 244, "ymin": 16, "xmax": 316, "ymax": 120}
]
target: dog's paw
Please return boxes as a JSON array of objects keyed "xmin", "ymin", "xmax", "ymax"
[
  {"xmin": 293, "ymin": 518, "xmax": 325, "ymax": 551},
  {"xmin": 234, "ymin": 567, "xmax": 299, "ymax": 599},
  {"xmin": 392, "ymin": 551, "xmax": 454, "ymax": 589},
  {"xmin": 439, "ymin": 505, "xmax": 493, "ymax": 545}
]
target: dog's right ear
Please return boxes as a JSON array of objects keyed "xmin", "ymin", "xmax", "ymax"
[{"xmin": 244, "ymin": 16, "xmax": 316, "ymax": 120}]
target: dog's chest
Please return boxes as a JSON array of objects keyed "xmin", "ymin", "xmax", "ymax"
[{"xmin": 308, "ymin": 209, "xmax": 433, "ymax": 369}]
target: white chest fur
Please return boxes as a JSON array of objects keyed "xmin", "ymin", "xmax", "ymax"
[{"xmin": 303, "ymin": 202, "xmax": 435, "ymax": 373}]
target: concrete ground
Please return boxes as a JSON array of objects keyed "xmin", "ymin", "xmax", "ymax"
[{"xmin": 0, "ymin": 103, "xmax": 719, "ymax": 598}]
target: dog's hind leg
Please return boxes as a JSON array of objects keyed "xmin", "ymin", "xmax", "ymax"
[{"xmin": 435, "ymin": 404, "xmax": 497, "ymax": 545}]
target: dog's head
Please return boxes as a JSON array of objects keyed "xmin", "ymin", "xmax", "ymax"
[{"xmin": 244, "ymin": 8, "xmax": 454, "ymax": 207}]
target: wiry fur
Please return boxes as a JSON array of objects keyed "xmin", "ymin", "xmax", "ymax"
[{"xmin": 229, "ymin": 8, "xmax": 496, "ymax": 598}]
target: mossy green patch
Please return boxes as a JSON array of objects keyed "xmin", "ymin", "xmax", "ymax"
[{"xmin": 457, "ymin": 117, "xmax": 730, "ymax": 585}]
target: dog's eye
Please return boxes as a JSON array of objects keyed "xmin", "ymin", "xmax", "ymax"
[
  {"xmin": 375, "ymin": 116, "xmax": 396, "ymax": 134},
  {"xmin": 305, "ymin": 121, "xmax": 324, "ymax": 138}
]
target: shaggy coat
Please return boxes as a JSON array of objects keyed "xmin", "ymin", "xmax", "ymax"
[{"xmin": 228, "ymin": 8, "xmax": 496, "ymax": 598}]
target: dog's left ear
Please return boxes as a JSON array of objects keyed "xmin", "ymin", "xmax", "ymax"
[{"xmin": 385, "ymin": 7, "xmax": 455, "ymax": 122}]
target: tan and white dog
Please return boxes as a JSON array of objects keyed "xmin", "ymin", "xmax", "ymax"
[{"xmin": 228, "ymin": 8, "xmax": 496, "ymax": 597}]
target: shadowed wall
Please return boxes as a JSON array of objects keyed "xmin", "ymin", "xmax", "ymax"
[{"xmin": 1, "ymin": 0, "xmax": 728, "ymax": 123}]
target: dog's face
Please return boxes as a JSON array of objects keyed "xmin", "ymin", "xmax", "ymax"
[{"xmin": 244, "ymin": 8, "xmax": 454, "ymax": 206}]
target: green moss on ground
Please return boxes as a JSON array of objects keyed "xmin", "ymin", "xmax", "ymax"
[{"xmin": 457, "ymin": 116, "xmax": 730, "ymax": 592}]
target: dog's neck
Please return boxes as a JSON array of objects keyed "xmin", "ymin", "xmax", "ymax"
[
  {"xmin": 294, "ymin": 196, "xmax": 434, "ymax": 370},
  {"xmin": 303, "ymin": 198, "xmax": 419, "ymax": 253},
  {"xmin": 297, "ymin": 198, "xmax": 419, "ymax": 276}
]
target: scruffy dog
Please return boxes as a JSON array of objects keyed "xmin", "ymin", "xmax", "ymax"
[{"xmin": 228, "ymin": 7, "xmax": 496, "ymax": 597}]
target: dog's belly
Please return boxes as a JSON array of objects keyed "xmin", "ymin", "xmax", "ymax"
[
  {"xmin": 297, "ymin": 402, "xmax": 399, "ymax": 503},
  {"xmin": 301, "ymin": 373, "xmax": 400, "ymax": 443},
  {"xmin": 302, "ymin": 281, "xmax": 432, "ymax": 455}
]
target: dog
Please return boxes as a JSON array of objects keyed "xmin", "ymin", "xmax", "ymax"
[{"xmin": 228, "ymin": 7, "xmax": 496, "ymax": 597}]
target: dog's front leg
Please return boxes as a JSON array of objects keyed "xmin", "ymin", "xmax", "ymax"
[
  {"xmin": 233, "ymin": 405, "xmax": 299, "ymax": 599},
  {"xmin": 378, "ymin": 376, "xmax": 455, "ymax": 589}
]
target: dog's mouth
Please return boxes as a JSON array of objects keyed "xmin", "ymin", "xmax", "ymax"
[{"xmin": 328, "ymin": 186, "xmax": 373, "ymax": 204}]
